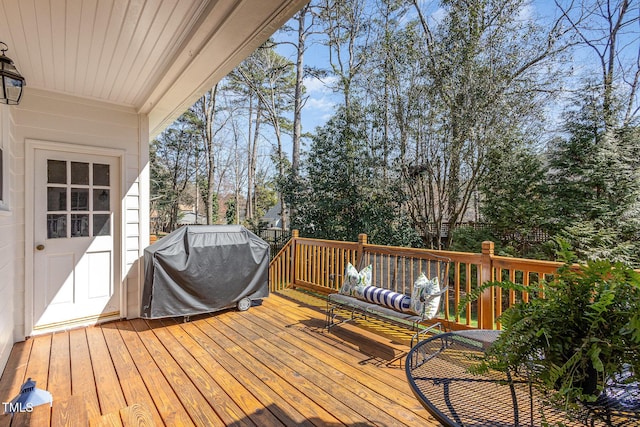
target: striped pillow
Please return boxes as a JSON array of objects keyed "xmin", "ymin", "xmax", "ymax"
[{"xmin": 359, "ymin": 285, "xmax": 412, "ymax": 313}]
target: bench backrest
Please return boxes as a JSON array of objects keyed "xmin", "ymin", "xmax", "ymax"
[{"xmin": 357, "ymin": 247, "xmax": 450, "ymax": 297}]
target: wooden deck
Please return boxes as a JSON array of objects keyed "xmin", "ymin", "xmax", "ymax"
[{"xmin": 0, "ymin": 290, "xmax": 440, "ymax": 426}]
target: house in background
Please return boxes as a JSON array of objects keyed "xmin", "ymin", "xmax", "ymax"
[
  {"xmin": 177, "ymin": 210, "xmax": 207, "ymax": 226},
  {"xmin": 0, "ymin": 0, "xmax": 307, "ymax": 375},
  {"xmin": 262, "ymin": 201, "xmax": 285, "ymax": 229}
]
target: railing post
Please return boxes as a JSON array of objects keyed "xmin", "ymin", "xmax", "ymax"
[
  {"xmin": 356, "ymin": 233, "xmax": 367, "ymax": 267},
  {"xmin": 290, "ymin": 229, "xmax": 299, "ymax": 288},
  {"xmin": 479, "ymin": 241, "xmax": 495, "ymax": 329}
]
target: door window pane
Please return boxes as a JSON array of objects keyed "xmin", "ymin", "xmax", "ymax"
[
  {"xmin": 71, "ymin": 188, "xmax": 89, "ymax": 211},
  {"xmin": 47, "ymin": 187, "xmax": 67, "ymax": 211},
  {"xmin": 47, "ymin": 214, "xmax": 67, "ymax": 238},
  {"xmin": 46, "ymin": 159, "xmax": 113, "ymax": 239},
  {"xmin": 71, "ymin": 214, "xmax": 89, "ymax": 237},
  {"xmin": 93, "ymin": 164, "xmax": 110, "ymax": 186},
  {"xmin": 47, "ymin": 160, "xmax": 67, "ymax": 184},
  {"xmin": 93, "ymin": 214, "xmax": 111, "ymax": 236},
  {"xmin": 71, "ymin": 162, "xmax": 89, "ymax": 185},
  {"xmin": 93, "ymin": 189, "xmax": 110, "ymax": 211}
]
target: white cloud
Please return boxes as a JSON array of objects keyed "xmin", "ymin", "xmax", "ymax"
[
  {"xmin": 305, "ymin": 96, "xmax": 336, "ymax": 111},
  {"xmin": 302, "ymin": 95, "xmax": 337, "ymax": 130},
  {"xmin": 303, "ymin": 75, "xmax": 338, "ymax": 94},
  {"xmin": 301, "ymin": 76, "xmax": 339, "ymax": 128}
]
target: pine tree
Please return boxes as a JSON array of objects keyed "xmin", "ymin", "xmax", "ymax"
[
  {"xmin": 289, "ymin": 105, "xmax": 419, "ymax": 245},
  {"xmin": 547, "ymin": 90, "xmax": 640, "ymax": 266}
]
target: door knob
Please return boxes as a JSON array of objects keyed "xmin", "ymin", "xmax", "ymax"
[{"xmin": 36, "ymin": 244, "xmax": 45, "ymax": 251}]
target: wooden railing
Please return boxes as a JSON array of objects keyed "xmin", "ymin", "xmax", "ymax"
[
  {"xmin": 269, "ymin": 234, "xmax": 295, "ymax": 292},
  {"xmin": 269, "ymin": 230, "xmax": 565, "ymax": 330},
  {"xmin": 293, "ymin": 234, "xmax": 359, "ymax": 294}
]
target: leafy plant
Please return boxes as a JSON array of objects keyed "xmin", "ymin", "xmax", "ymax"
[{"xmin": 460, "ymin": 241, "xmax": 640, "ymax": 409}]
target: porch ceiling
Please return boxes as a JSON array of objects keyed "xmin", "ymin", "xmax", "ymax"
[{"xmin": 0, "ymin": 0, "xmax": 307, "ymax": 138}]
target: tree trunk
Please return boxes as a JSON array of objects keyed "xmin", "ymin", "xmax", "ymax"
[
  {"xmin": 273, "ymin": 115, "xmax": 287, "ymax": 231},
  {"xmin": 205, "ymin": 84, "xmax": 219, "ymax": 224},
  {"xmin": 247, "ymin": 99, "xmax": 262, "ymax": 223},
  {"xmin": 246, "ymin": 94, "xmax": 254, "ymax": 221},
  {"xmin": 292, "ymin": 4, "xmax": 309, "ymax": 178}
]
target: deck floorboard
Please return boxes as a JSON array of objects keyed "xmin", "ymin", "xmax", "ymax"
[{"xmin": 0, "ymin": 290, "xmax": 440, "ymax": 426}]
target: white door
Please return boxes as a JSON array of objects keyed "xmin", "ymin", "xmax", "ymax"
[{"xmin": 33, "ymin": 149, "xmax": 120, "ymax": 330}]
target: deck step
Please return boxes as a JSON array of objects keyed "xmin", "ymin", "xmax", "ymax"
[
  {"xmin": 90, "ymin": 403, "xmax": 154, "ymax": 427},
  {"xmin": 119, "ymin": 403, "xmax": 155, "ymax": 427},
  {"xmin": 51, "ymin": 394, "xmax": 88, "ymax": 426},
  {"xmin": 89, "ymin": 412, "xmax": 122, "ymax": 427}
]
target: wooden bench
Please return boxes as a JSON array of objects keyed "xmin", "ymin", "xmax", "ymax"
[{"xmin": 326, "ymin": 247, "xmax": 451, "ymax": 348}]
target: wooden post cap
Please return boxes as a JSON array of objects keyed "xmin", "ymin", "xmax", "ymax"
[{"xmin": 482, "ymin": 241, "xmax": 494, "ymax": 256}]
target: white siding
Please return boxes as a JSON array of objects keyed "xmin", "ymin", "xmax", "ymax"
[
  {"xmin": 0, "ymin": 88, "xmax": 148, "ymax": 375},
  {"xmin": 0, "ymin": 105, "xmax": 17, "ymax": 373},
  {"xmin": 0, "ymin": 234, "xmax": 16, "ymax": 374}
]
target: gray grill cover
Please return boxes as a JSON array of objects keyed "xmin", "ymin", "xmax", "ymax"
[{"xmin": 142, "ymin": 225, "xmax": 270, "ymax": 318}]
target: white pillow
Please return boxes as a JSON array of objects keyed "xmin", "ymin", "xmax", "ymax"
[
  {"xmin": 339, "ymin": 263, "xmax": 371, "ymax": 297},
  {"xmin": 410, "ymin": 274, "xmax": 441, "ymax": 317}
]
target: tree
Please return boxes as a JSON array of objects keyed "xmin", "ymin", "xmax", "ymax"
[
  {"xmin": 316, "ymin": 0, "xmax": 372, "ymax": 111},
  {"xmin": 248, "ymin": 172, "xmax": 279, "ymax": 230},
  {"xmin": 547, "ymin": 91, "xmax": 640, "ymax": 265},
  {"xmin": 546, "ymin": 0, "xmax": 640, "ymax": 265},
  {"xmin": 150, "ymin": 116, "xmax": 197, "ymax": 232},
  {"xmin": 291, "ymin": 107, "xmax": 369, "ymax": 240},
  {"xmin": 188, "ymin": 83, "xmax": 229, "ymax": 224},
  {"xmin": 227, "ymin": 59, "xmax": 260, "ymax": 224},
  {"xmin": 405, "ymin": 0, "xmax": 570, "ymax": 248},
  {"xmin": 290, "ymin": 105, "xmax": 419, "ymax": 245},
  {"xmin": 225, "ymin": 199, "xmax": 237, "ymax": 225},
  {"xmin": 225, "ymin": 114, "xmax": 248, "ymax": 225},
  {"xmin": 231, "ymin": 43, "xmax": 296, "ymax": 228},
  {"xmin": 557, "ymin": 0, "xmax": 640, "ymax": 130},
  {"xmin": 480, "ymin": 144, "xmax": 550, "ymax": 257},
  {"xmin": 290, "ymin": 3, "xmax": 314, "ymax": 178}
]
